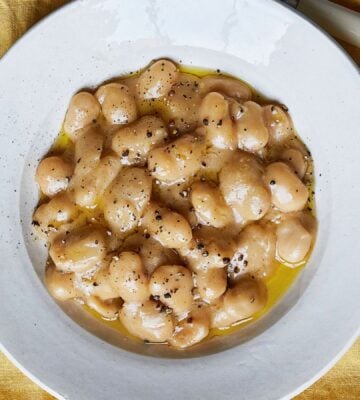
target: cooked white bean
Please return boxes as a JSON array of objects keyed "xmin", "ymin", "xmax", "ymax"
[
  {"xmin": 71, "ymin": 127, "xmax": 103, "ymax": 187},
  {"xmin": 153, "ymin": 180, "xmax": 197, "ymax": 227},
  {"xmin": 223, "ymin": 277, "xmax": 268, "ymax": 321},
  {"xmin": 142, "ymin": 202, "xmax": 192, "ymax": 249},
  {"xmin": 36, "ymin": 156, "xmax": 72, "ymax": 197},
  {"xmin": 95, "ymin": 83, "xmax": 137, "ymax": 125},
  {"xmin": 149, "ymin": 265, "xmax": 193, "ymax": 315},
  {"xmin": 137, "ymin": 59, "xmax": 178, "ymax": 100},
  {"xmin": 49, "ymin": 225, "xmax": 107, "ymax": 273},
  {"xmin": 148, "ymin": 134, "xmax": 205, "ymax": 183},
  {"xmin": 220, "ymin": 152, "xmax": 271, "ymax": 223},
  {"xmin": 63, "ymin": 92, "xmax": 100, "ymax": 140},
  {"xmin": 210, "ymin": 278, "xmax": 267, "ymax": 328},
  {"xmin": 104, "ymin": 199, "xmax": 138, "ymax": 234},
  {"xmin": 200, "ymin": 75, "xmax": 252, "ymax": 101},
  {"xmin": 235, "ymin": 101, "xmax": 269, "ymax": 152},
  {"xmin": 109, "ymin": 251, "xmax": 149, "ymax": 302},
  {"xmin": 276, "ymin": 217, "xmax": 312, "ymax": 264},
  {"xmin": 229, "ymin": 99, "xmax": 245, "ymax": 121},
  {"xmin": 123, "ymin": 233, "xmax": 182, "ymax": 275},
  {"xmin": 45, "ymin": 264, "xmax": 79, "ymax": 301},
  {"xmin": 228, "ymin": 224, "xmax": 276, "ymax": 281},
  {"xmin": 209, "ymin": 298, "xmax": 236, "ymax": 329},
  {"xmin": 86, "ymin": 295, "xmax": 121, "ymax": 320},
  {"xmin": 263, "ymin": 162, "xmax": 308, "ymax": 212},
  {"xmin": 178, "ymin": 232, "xmax": 233, "ymax": 271},
  {"xmin": 298, "ymin": 211, "xmax": 317, "ymax": 236},
  {"xmin": 164, "ymin": 73, "xmax": 201, "ymax": 132},
  {"xmin": 281, "ymin": 148, "xmax": 307, "ymax": 179},
  {"xmin": 195, "ymin": 267, "xmax": 227, "ymax": 303},
  {"xmin": 74, "ymin": 154, "xmax": 121, "ymax": 208},
  {"xmin": 111, "ymin": 168, "xmax": 152, "ymax": 212},
  {"xmin": 119, "ymin": 300, "xmax": 174, "ymax": 342},
  {"xmin": 200, "ymin": 146, "xmax": 234, "ymax": 178},
  {"xmin": 198, "ymin": 92, "xmax": 236, "ymax": 150},
  {"xmin": 263, "ymin": 105, "xmax": 293, "ymax": 144},
  {"xmin": 103, "ymin": 167, "xmax": 152, "ymax": 233},
  {"xmin": 112, "ymin": 115, "xmax": 168, "ymax": 166},
  {"xmin": 191, "ymin": 181, "xmax": 233, "ymax": 228},
  {"xmin": 82, "ymin": 261, "xmax": 120, "ymax": 301},
  {"xmin": 169, "ymin": 308, "xmax": 210, "ymax": 349},
  {"xmin": 32, "ymin": 192, "xmax": 79, "ymax": 238}
]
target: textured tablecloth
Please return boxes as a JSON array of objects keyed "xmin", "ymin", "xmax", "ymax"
[{"xmin": 0, "ymin": 1, "xmax": 359, "ymax": 399}]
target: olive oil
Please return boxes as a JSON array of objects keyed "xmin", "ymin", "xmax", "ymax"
[{"xmin": 52, "ymin": 129, "xmax": 72, "ymax": 152}]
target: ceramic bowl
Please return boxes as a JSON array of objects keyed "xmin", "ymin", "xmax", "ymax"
[{"xmin": 0, "ymin": 0, "xmax": 359, "ymax": 399}]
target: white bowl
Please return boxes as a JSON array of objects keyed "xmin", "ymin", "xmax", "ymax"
[{"xmin": 0, "ymin": 0, "xmax": 359, "ymax": 399}]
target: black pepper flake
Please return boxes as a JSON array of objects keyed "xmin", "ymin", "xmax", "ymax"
[
  {"xmin": 160, "ymin": 305, "xmax": 168, "ymax": 313},
  {"xmin": 270, "ymin": 180, "xmax": 276, "ymax": 185},
  {"xmin": 164, "ymin": 292, "xmax": 171, "ymax": 299},
  {"xmin": 146, "ymin": 130, "xmax": 152, "ymax": 138},
  {"xmin": 31, "ymin": 220, "xmax": 40, "ymax": 226},
  {"xmin": 234, "ymin": 266, "xmax": 240, "ymax": 274},
  {"xmin": 243, "ymin": 260, "xmax": 248, "ymax": 267},
  {"xmin": 201, "ymin": 161, "xmax": 207, "ymax": 167},
  {"xmin": 197, "ymin": 243, "xmax": 204, "ymax": 250},
  {"xmin": 155, "ymin": 215, "xmax": 162, "ymax": 221},
  {"xmin": 144, "ymin": 233, "xmax": 150, "ymax": 239},
  {"xmin": 179, "ymin": 190, "xmax": 188, "ymax": 198},
  {"xmin": 93, "ymin": 282, "xmax": 99, "ymax": 287},
  {"xmin": 217, "ymin": 119, "xmax": 223, "ymax": 126},
  {"xmin": 122, "ymin": 149, "xmax": 129, "ymax": 157},
  {"xmin": 222, "ymin": 257, "xmax": 230, "ymax": 264},
  {"xmin": 202, "ymin": 118, "xmax": 209, "ymax": 126},
  {"xmin": 202, "ymin": 251, "xmax": 209, "ymax": 257}
]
